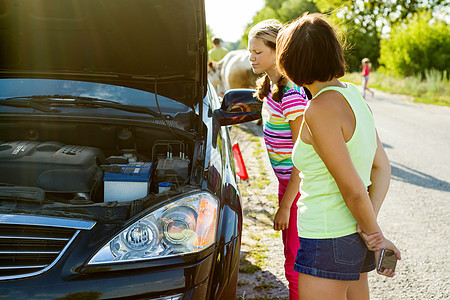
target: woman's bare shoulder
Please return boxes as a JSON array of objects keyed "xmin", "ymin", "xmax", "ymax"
[{"xmin": 305, "ymin": 90, "xmax": 345, "ymax": 122}]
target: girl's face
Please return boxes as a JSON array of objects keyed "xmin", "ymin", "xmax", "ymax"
[{"xmin": 248, "ymin": 37, "xmax": 276, "ymax": 75}]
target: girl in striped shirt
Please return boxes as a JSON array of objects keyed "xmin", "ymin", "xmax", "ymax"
[{"xmin": 248, "ymin": 19, "xmax": 309, "ymax": 300}]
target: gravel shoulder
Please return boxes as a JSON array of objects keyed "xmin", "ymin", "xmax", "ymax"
[
  {"xmin": 230, "ymin": 88, "xmax": 450, "ymax": 300},
  {"xmin": 230, "ymin": 121, "xmax": 290, "ymax": 300}
]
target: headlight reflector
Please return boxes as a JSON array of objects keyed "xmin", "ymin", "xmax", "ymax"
[{"xmin": 88, "ymin": 192, "xmax": 218, "ymax": 264}]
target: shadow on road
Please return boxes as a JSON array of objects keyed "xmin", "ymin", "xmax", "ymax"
[
  {"xmin": 391, "ymin": 162, "xmax": 450, "ymax": 192},
  {"xmin": 382, "ymin": 142, "xmax": 393, "ymax": 149}
]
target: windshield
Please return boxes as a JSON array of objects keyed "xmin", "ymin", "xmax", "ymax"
[{"xmin": 0, "ymin": 79, "xmax": 191, "ymax": 114}]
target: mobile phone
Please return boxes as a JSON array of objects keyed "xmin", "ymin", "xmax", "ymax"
[{"xmin": 377, "ymin": 248, "xmax": 397, "ymax": 272}]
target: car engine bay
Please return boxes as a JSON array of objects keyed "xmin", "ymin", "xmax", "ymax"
[{"xmin": 0, "ymin": 120, "xmax": 200, "ymax": 220}]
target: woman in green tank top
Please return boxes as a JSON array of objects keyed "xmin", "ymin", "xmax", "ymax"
[{"xmin": 276, "ymin": 13, "xmax": 401, "ymax": 299}]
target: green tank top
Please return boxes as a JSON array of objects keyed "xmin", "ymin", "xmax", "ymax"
[{"xmin": 292, "ymin": 82, "xmax": 377, "ymax": 239}]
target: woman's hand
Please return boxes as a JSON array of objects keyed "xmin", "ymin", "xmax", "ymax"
[
  {"xmin": 357, "ymin": 225, "xmax": 383, "ymax": 251},
  {"xmin": 273, "ymin": 206, "xmax": 290, "ymax": 231},
  {"xmin": 374, "ymin": 238, "xmax": 401, "ymax": 278}
]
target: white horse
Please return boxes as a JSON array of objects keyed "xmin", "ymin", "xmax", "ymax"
[{"xmin": 208, "ymin": 49, "xmax": 260, "ymax": 96}]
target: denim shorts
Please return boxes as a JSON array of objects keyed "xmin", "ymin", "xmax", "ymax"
[{"xmin": 293, "ymin": 233, "xmax": 375, "ymax": 281}]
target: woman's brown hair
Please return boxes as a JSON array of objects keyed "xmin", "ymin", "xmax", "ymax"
[
  {"xmin": 249, "ymin": 19, "xmax": 288, "ymax": 102},
  {"xmin": 276, "ymin": 13, "xmax": 346, "ymax": 87}
]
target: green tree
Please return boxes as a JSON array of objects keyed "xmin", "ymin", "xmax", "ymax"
[
  {"xmin": 206, "ymin": 24, "xmax": 214, "ymax": 52},
  {"xmin": 239, "ymin": 6, "xmax": 279, "ymax": 48},
  {"xmin": 379, "ymin": 12, "xmax": 450, "ymax": 77},
  {"xmin": 313, "ymin": 0, "xmax": 447, "ymax": 72},
  {"xmin": 265, "ymin": 0, "xmax": 285, "ymax": 11},
  {"xmin": 240, "ymin": 0, "xmax": 319, "ymax": 48},
  {"xmin": 277, "ymin": 0, "xmax": 319, "ymax": 23},
  {"xmin": 315, "ymin": 0, "xmax": 447, "ymax": 34},
  {"xmin": 239, "ymin": 0, "xmax": 449, "ymax": 75},
  {"xmin": 341, "ymin": 20, "xmax": 380, "ymax": 72}
]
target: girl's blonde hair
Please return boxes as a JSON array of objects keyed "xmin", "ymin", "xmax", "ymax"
[{"xmin": 249, "ymin": 19, "xmax": 288, "ymax": 102}]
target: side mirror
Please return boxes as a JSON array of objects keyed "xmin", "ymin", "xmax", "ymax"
[{"xmin": 213, "ymin": 89, "xmax": 262, "ymax": 126}]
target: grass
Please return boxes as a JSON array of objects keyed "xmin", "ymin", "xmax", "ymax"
[
  {"xmin": 268, "ymin": 230, "xmax": 280, "ymax": 239},
  {"xmin": 248, "ymin": 245, "xmax": 269, "ymax": 268},
  {"xmin": 266, "ymin": 194, "xmax": 278, "ymax": 205},
  {"xmin": 234, "ymin": 125, "xmax": 288, "ymax": 299},
  {"xmin": 238, "ymin": 280, "xmax": 250, "ymax": 286},
  {"xmin": 341, "ymin": 70, "xmax": 450, "ymax": 106},
  {"xmin": 253, "ymin": 140, "xmax": 271, "ymax": 189},
  {"xmin": 236, "ymin": 127, "xmax": 270, "ymax": 271},
  {"xmin": 239, "ymin": 254, "xmax": 262, "ymax": 274},
  {"xmin": 253, "ymin": 281, "xmax": 277, "ymax": 291},
  {"xmin": 255, "ymin": 177, "xmax": 270, "ymax": 190},
  {"xmin": 239, "ymin": 262, "xmax": 261, "ymax": 274}
]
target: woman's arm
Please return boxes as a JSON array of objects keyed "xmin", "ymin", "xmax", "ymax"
[
  {"xmin": 368, "ymin": 132, "xmax": 391, "ymax": 216},
  {"xmin": 358, "ymin": 132, "xmax": 391, "ymax": 249},
  {"xmin": 273, "ymin": 116, "xmax": 302, "ymax": 231}
]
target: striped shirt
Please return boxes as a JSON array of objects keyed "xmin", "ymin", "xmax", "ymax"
[{"xmin": 262, "ymin": 83, "xmax": 308, "ymax": 180}]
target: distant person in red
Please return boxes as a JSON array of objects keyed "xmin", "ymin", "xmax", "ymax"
[{"xmin": 362, "ymin": 58, "xmax": 374, "ymax": 98}]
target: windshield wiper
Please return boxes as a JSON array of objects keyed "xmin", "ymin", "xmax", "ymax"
[
  {"xmin": 0, "ymin": 95, "xmax": 162, "ymax": 118},
  {"xmin": 0, "ymin": 96, "xmax": 61, "ymax": 112}
]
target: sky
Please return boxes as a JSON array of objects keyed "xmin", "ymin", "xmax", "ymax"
[{"xmin": 205, "ymin": 0, "xmax": 265, "ymax": 42}]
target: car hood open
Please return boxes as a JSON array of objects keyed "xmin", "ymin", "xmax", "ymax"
[{"xmin": 0, "ymin": 0, "xmax": 207, "ymax": 107}]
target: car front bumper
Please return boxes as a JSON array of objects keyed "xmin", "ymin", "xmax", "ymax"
[{"xmin": 0, "ymin": 250, "xmax": 214, "ymax": 300}]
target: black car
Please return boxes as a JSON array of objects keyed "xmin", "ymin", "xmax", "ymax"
[{"xmin": 0, "ymin": 1, "xmax": 261, "ymax": 299}]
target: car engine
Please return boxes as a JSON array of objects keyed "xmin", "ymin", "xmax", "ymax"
[
  {"xmin": 0, "ymin": 141, "xmax": 104, "ymax": 193},
  {"xmin": 0, "ymin": 137, "xmax": 191, "ymax": 205}
]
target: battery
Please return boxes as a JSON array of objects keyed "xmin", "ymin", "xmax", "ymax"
[{"xmin": 103, "ymin": 162, "xmax": 152, "ymax": 202}]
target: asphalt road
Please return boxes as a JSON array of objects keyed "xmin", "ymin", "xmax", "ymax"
[
  {"xmin": 235, "ymin": 88, "xmax": 450, "ymax": 299},
  {"xmin": 361, "ymin": 90, "xmax": 450, "ymax": 299}
]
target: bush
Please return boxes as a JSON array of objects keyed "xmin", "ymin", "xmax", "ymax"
[
  {"xmin": 425, "ymin": 69, "xmax": 448, "ymax": 94},
  {"xmin": 379, "ymin": 12, "xmax": 450, "ymax": 78}
]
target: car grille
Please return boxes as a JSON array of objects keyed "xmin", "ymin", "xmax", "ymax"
[{"xmin": 0, "ymin": 214, "xmax": 95, "ymax": 280}]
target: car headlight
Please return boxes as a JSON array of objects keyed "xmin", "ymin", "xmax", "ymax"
[{"xmin": 88, "ymin": 192, "xmax": 218, "ymax": 264}]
